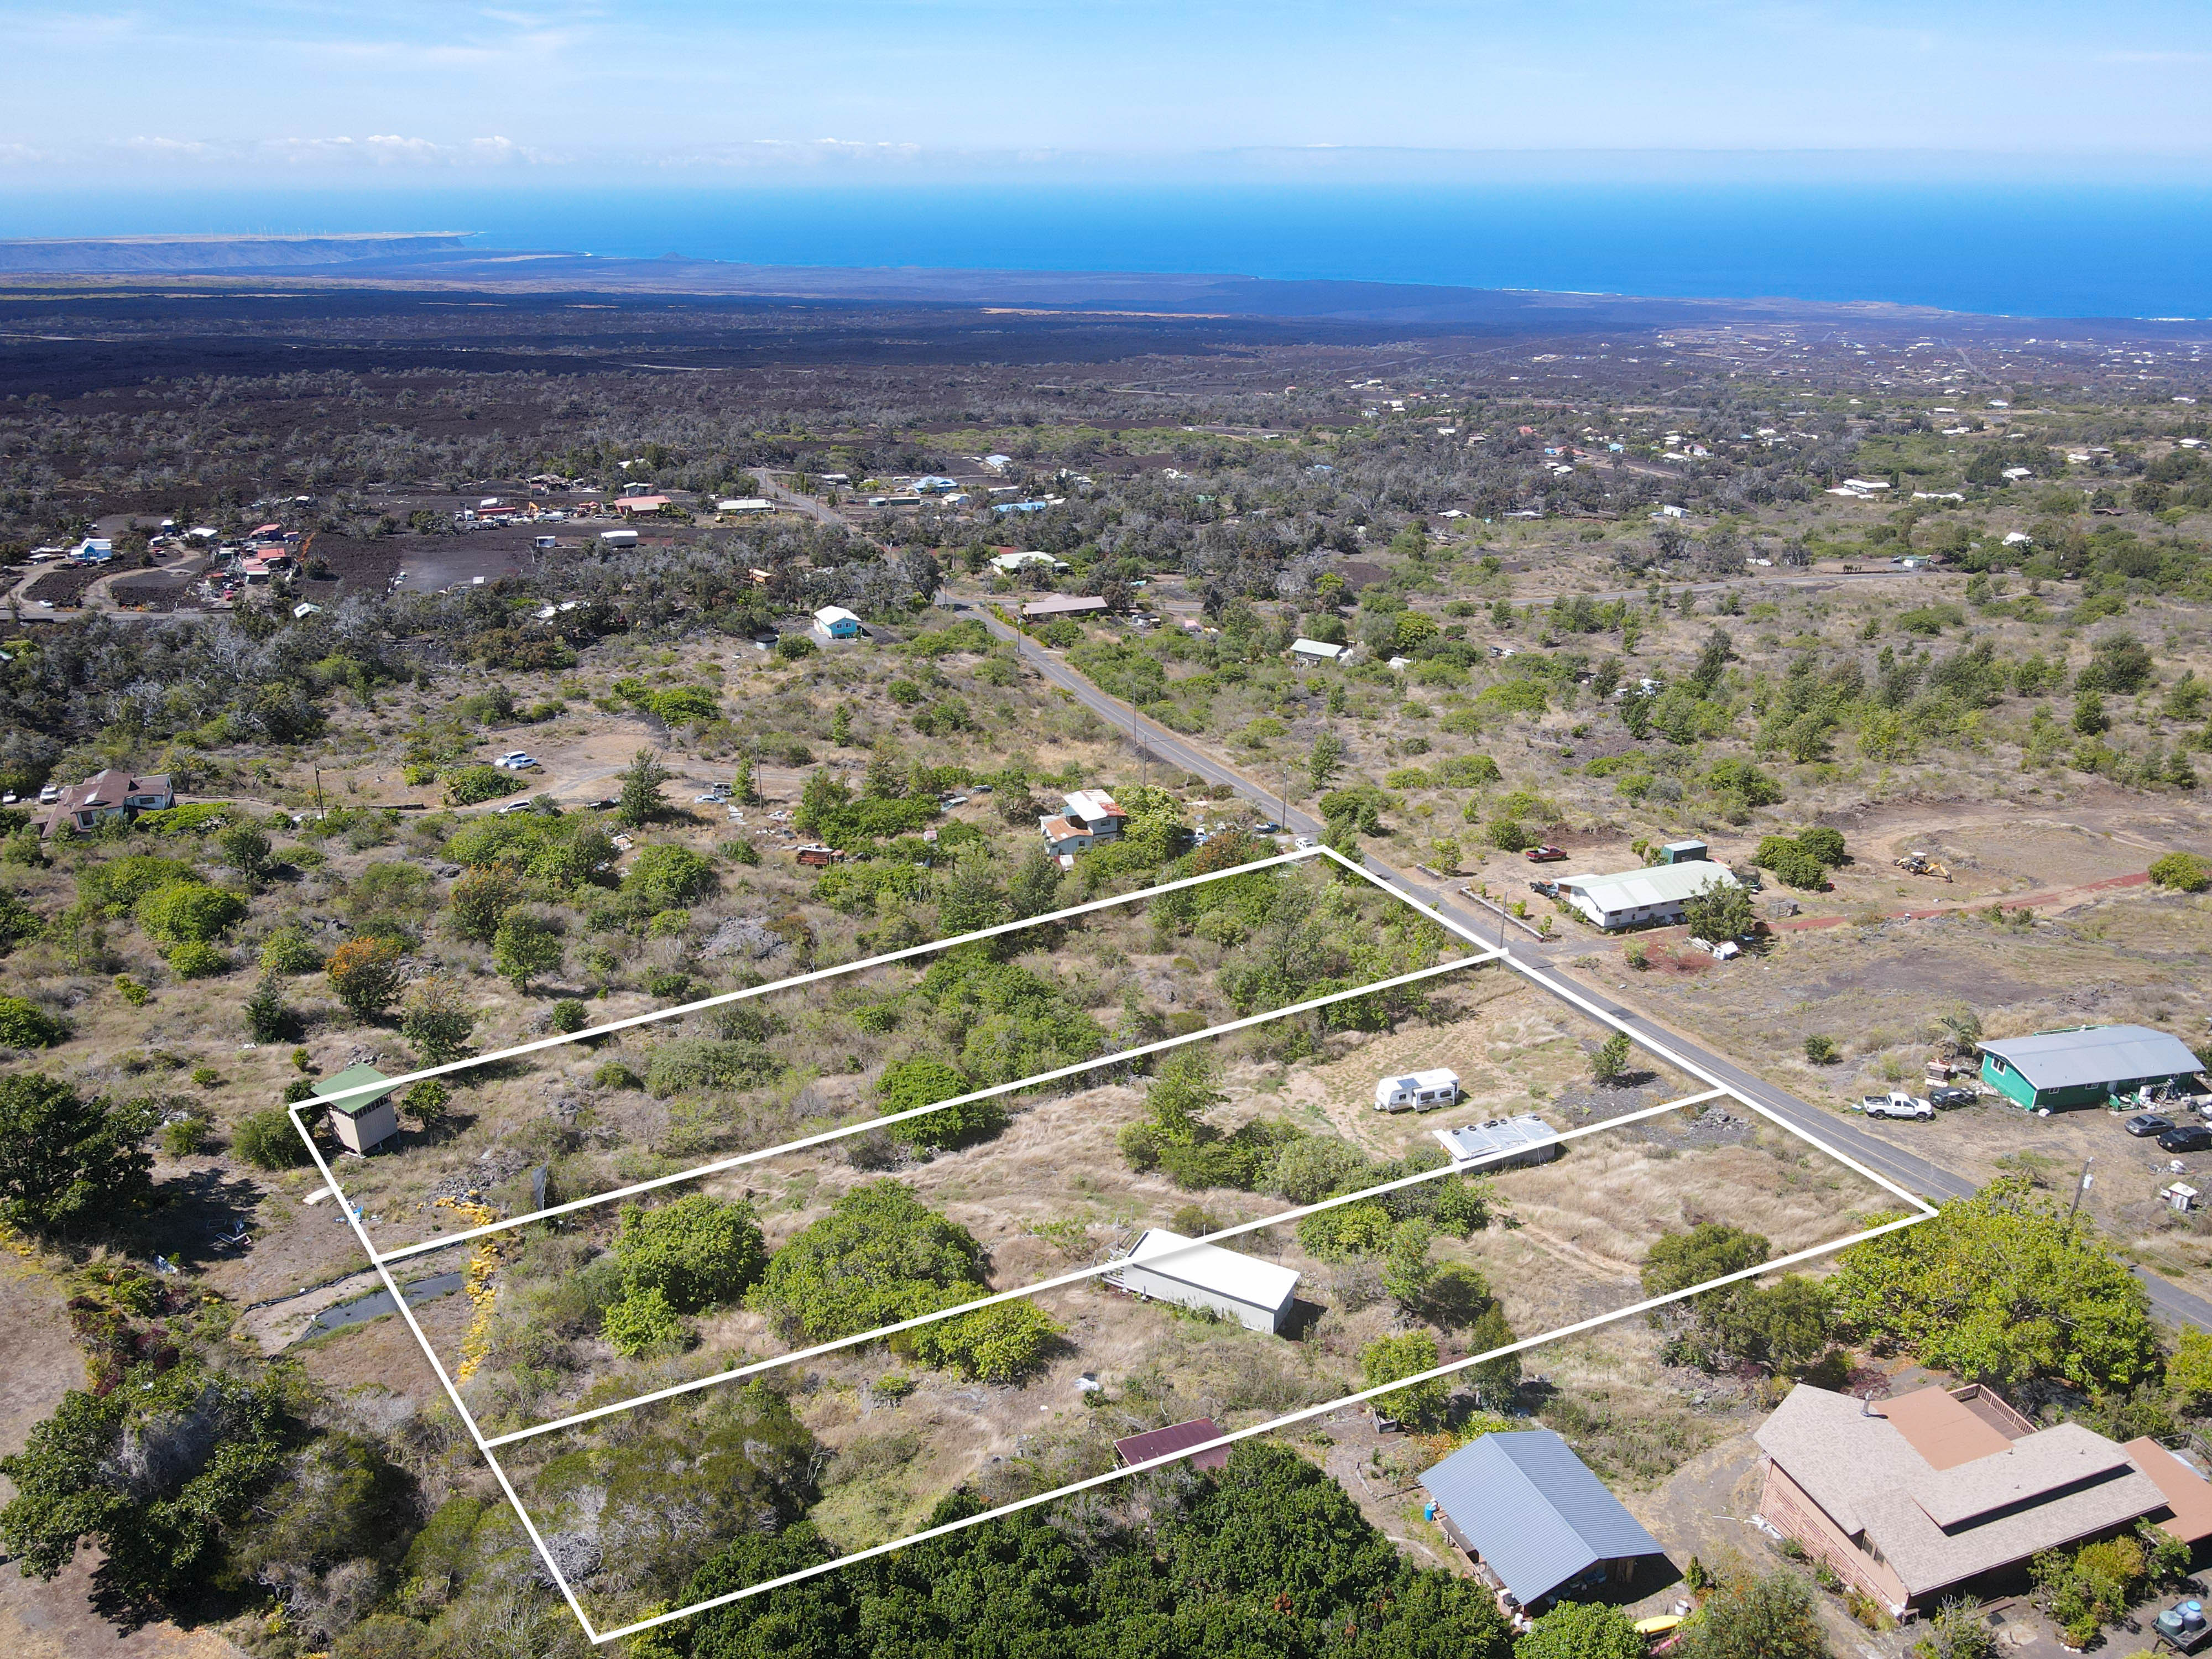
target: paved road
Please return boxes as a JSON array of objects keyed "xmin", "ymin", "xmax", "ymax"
[{"xmin": 957, "ymin": 596, "xmax": 2212, "ymax": 1331}]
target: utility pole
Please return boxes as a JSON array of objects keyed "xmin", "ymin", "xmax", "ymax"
[
  {"xmin": 312, "ymin": 768, "xmax": 326, "ymax": 822},
  {"xmin": 2065, "ymin": 1156, "xmax": 2094, "ymax": 1235}
]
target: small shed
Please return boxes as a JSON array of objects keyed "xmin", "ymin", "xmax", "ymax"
[
  {"xmin": 315, "ymin": 1064, "xmax": 400, "ymax": 1155},
  {"xmin": 1374, "ymin": 1068, "xmax": 1461, "ymax": 1112},
  {"xmin": 1114, "ymin": 1417, "xmax": 1229, "ymax": 1472},
  {"xmin": 1109, "ymin": 1229, "xmax": 1299, "ymax": 1333},
  {"xmin": 717, "ymin": 498, "xmax": 773, "ymax": 514},
  {"xmin": 812, "ymin": 606, "xmax": 863, "ymax": 641},
  {"xmin": 1656, "ymin": 839, "xmax": 1709, "ymax": 864},
  {"xmin": 1290, "ymin": 638, "xmax": 1349, "ymax": 665},
  {"xmin": 1978, "ymin": 1025, "xmax": 2205, "ymax": 1112},
  {"xmin": 1434, "ymin": 1114, "xmax": 1562, "ymax": 1170},
  {"xmin": 1419, "ymin": 1430, "xmax": 1667, "ymax": 1611},
  {"xmin": 599, "ymin": 529, "xmax": 639, "ymax": 548}
]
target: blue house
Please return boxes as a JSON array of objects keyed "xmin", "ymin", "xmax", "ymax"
[
  {"xmin": 1418, "ymin": 1430, "xmax": 1668, "ymax": 1612},
  {"xmin": 811, "ymin": 606, "xmax": 863, "ymax": 641}
]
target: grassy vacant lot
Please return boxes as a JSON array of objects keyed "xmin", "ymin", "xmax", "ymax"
[{"xmin": 483, "ymin": 1106, "xmax": 1888, "ymax": 1630}]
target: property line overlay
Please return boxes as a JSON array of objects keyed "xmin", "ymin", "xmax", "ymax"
[
  {"xmin": 483, "ymin": 1085, "xmax": 1730, "ymax": 1448},
  {"xmin": 292, "ymin": 838, "xmax": 1942, "ymax": 1645},
  {"xmin": 369, "ymin": 948, "xmax": 1499, "ymax": 1265}
]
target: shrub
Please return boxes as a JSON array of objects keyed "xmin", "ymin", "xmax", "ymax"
[
  {"xmin": 114, "ymin": 974, "xmax": 152, "ymax": 1007},
  {"xmin": 1753, "ymin": 836, "xmax": 1828, "ymax": 890},
  {"xmin": 0, "ymin": 1074, "xmax": 157, "ymax": 1236},
  {"xmin": 754, "ymin": 1180, "xmax": 986, "ymax": 1338},
  {"xmin": 774, "ymin": 633, "xmax": 817, "ymax": 661},
  {"xmin": 491, "ymin": 913, "xmax": 562, "ymax": 992},
  {"xmin": 1804, "ymin": 1034, "xmax": 1841, "ymax": 1065},
  {"xmin": 190, "ymin": 1066, "xmax": 220, "ymax": 1088},
  {"xmin": 400, "ymin": 1079, "xmax": 450, "ymax": 1128},
  {"xmin": 1591, "ymin": 1030, "xmax": 1632, "ymax": 1084},
  {"xmin": 442, "ymin": 765, "xmax": 517, "ymax": 807},
  {"xmin": 399, "ymin": 973, "xmax": 476, "ymax": 1064},
  {"xmin": 646, "ymin": 1037, "xmax": 785, "ymax": 1097},
  {"xmin": 0, "ymin": 995, "xmax": 68, "ymax": 1049},
  {"xmin": 164, "ymin": 940, "xmax": 228, "ymax": 979},
  {"xmin": 614, "ymin": 1194, "xmax": 766, "ymax": 1312},
  {"xmin": 593, "ymin": 1061, "xmax": 643, "ymax": 1091},
  {"xmin": 622, "ymin": 843, "xmax": 717, "ymax": 911},
  {"xmin": 232, "ymin": 1107, "xmax": 309, "ymax": 1170},
  {"xmin": 259, "ymin": 926, "xmax": 324, "ymax": 976},
  {"xmin": 1516, "ymin": 1601, "xmax": 1645, "ymax": 1659},
  {"xmin": 602, "ymin": 1286, "xmax": 688, "ymax": 1358},
  {"xmin": 2150, "ymin": 851, "xmax": 2210, "ymax": 893},
  {"xmin": 160, "ymin": 1117, "xmax": 210, "ymax": 1157},
  {"xmin": 1796, "ymin": 825, "xmax": 1848, "ymax": 866},
  {"xmin": 908, "ymin": 1301, "xmax": 1063, "ymax": 1383},
  {"xmin": 1298, "ymin": 1201, "xmax": 1395, "ymax": 1259},
  {"xmin": 877, "ymin": 1057, "xmax": 1005, "ymax": 1151},
  {"xmin": 550, "ymin": 998, "xmax": 589, "ymax": 1034},
  {"xmin": 1360, "ymin": 1332, "xmax": 1447, "ymax": 1428},
  {"xmin": 244, "ymin": 974, "xmax": 293, "ymax": 1042},
  {"xmin": 135, "ymin": 881, "xmax": 246, "ymax": 945}
]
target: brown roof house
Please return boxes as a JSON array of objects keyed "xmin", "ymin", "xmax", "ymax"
[
  {"xmin": 40, "ymin": 768, "xmax": 174, "ymax": 837},
  {"xmin": 1755, "ymin": 1383, "xmax": 2212, "ymax": 1619}
]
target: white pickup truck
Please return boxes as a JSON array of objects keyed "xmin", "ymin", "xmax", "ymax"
[{"xmin": 1861, "ymin": 1090, "xmax": 1934, "ymax": 1121}]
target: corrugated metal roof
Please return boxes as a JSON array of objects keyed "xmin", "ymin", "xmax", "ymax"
[
  {"xmin": 1561, "ymin": 861, "xmax": 1739, "ymax": 914},
  {"xmin": 1122, "ymin": 1229, "xmax": 1299, "ymax": 1313},
  {"xmin": 1980, "ymin": 1025, "xmax": 2203, "ymax": 1092},
  {"xmin": 1114, "ymin": 1417, "xmax": 1229, "ymax": 1471},
  {"xmin": 1418, "ymin": 1430, "xmax": 1663, "ymax": 1605}
]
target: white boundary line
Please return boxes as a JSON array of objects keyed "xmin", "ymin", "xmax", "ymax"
[
  {"xmin": 483, "ymin": 1086, "xmax": 1728, "ymax": 1449},
  {"xmin": 300, "ymin": 839, "xmax": 1941, "ymax": 1645},
  {"xmin": 372, "ymin": 950, "xmax": 1495, "ymax": 1265},
  {"xmin": 589, "ymin": 1180, "xmax": 1931, "ymax": 1643}
]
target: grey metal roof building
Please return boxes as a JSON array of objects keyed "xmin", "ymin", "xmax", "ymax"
[
  {"xmin": 1979, "ymin": 1024, "xmax": 2204, "ymax": 1110},
  {"xmin": 1432, "ymin": 1113, "xmax": 1562, "ymax": 1170},
  {"xmin": 1418, "ymin": 1430, "xmax": 1667, "ymax": 1609}
]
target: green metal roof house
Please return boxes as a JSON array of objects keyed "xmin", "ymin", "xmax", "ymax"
[{"xmin": 1978, "ymin": 1025, "xmax": 2204, "ymax": 1112}]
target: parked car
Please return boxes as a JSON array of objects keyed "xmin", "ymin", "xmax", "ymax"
[
  {"xmin": 494, "ymin": 752, "xmax": 539, "ymax": 770},
  {"xmin": 2127, "ymin": 1113, "xmax": 2177, "ymax": 1139},
  {"xmin": 494, "ymin": 799, "xmax": 535, "ymax": 816},
  {"xmin": 1687, "ymin": 937, "xmax": 1740, "ymax": 961},
  {"xmin": 1524, "ymin": 845, "xmax": 1568, "ymax": 863},
  {"xmin": 1865, "ymin": 1092, "xmax": 1934, "ymax": 1121},
  {"xmin": 1927, "ymin": 1086, "xmax": 1978, "ymax": 1108},
  {"xmin": 586, "ymin": 797, "xmax": 620, "ymax": 810},
  {"xmin": 1293, "ymin": 835, "xmax": 1317, "ymax": 849},
  {"xmin": 2159, "ymin": 1125, "xmax": 2212, "ymax": 1154}
]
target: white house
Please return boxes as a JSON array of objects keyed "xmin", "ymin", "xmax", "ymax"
[
  {"xmin": 1557, "ymin": 862, "xmax": 1741, "ymax": 931},
  {"xmin": 1108, "ymin": 1229, "xmax": 1300, "ymax": 1333},
  {"xmin": 812, "ymin": 606, "xmax": 863, "ymax": 641},
  {"xmin": 1290, "ymin": 638, "xmax": 1349, "ymax": 665},
  {"xmin": 1375, "ymin": 1068, "xmax": 1460, "ymax": 1113},
  {"xmin": 1037, "ymin": 814, "xmax": 1095, "ymax": 858},
  {"xmin": 990, "ymin": 550, "xmax": 1068, "ymax": 575},
  {"xmin": 1060, "ymin": 789, "xmax": 1127, "ymax": 839}
]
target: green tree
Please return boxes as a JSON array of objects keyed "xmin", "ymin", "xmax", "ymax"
[
  {"xmin": 1006, "ymin": 846, "xmax": 1064, "ymax": 919},
  {"xmin": 1825, "ymin": 1175, "xmax": 2162, "ymax": 1394},
  {"xmin": 492, "ymin": 914, "xmax": 562, "ymax": 993},
  {"xmin": 1682, "ymin": 873, "xmax": 1754, "ymax": 942},
  {"xmin": 830, "ymin": 706, "xmax": 854, "ymax": 747},
  {"xmin": 446, "ymin": 862, "xmax": 521, "ymax": 943},
  {"xmin": 1911, "ymin": 1598, "xmax": 2000, "ymax": 1659},
  {"xmin": 1592, "ymin": 1030, "xmax": 1633, "ymax": 1084},
  {"xmin": 622, "ymin": 842, "xmax": 717, "ymax": 911},
  {"xmin": 0, "ymin": 1365, "xmax": 295, "ymax": 1608},
  {"xmin": 1804, "ymin": 1034, "xmax": 1840, "ymax": 1065},
  {"xmin": 615, "ymin": 1193, "xmax": 766, "ymax": 1312},
  {"xmin": 1361, "ymin": 1332, "xmax": 1447, "ymax": 1428},
  {"xmin": 1517, "ymin": 1601, "xmax": 1646, "ymax": 1659},
  {"xmin": 2072, "ymin": 689, "xmax": 2109, "ymax": 736},
  {"xmin": 936, "ymin": 853, "xmax": 1008, "ymax": 934},
  {"xmin": 1679, "ymin": 1568, "xmax": 1830, "ymax": 1659},
  {"xmin": 1308, "ymin": 728, "xmax": 1345, "ymax": 790},
  {"xmin": 215, "ymin": 824, "xmax": 273, "ymax": 884},
  {"xmin": 0, "ymin": 994, "xmax": 67, "ymax": 1048},
  {"xmin": 753, "ymin": 1180, "xmax": 986, "ymax": 1339},
  {"xmin": 1796, "ymin": 825, "xmax": 1848, "ymax": 867},
  {"xmin": 1464, "ymin": 1302, "xmax": 1522, "ymax": 1408},
  {"xmin": 399, "ymin": 971, "xmax": 475, "ymax": 1065},
  {"xmin": 244, "ymin": 973, "xmax": 293, "ymax": 1043},
  {"xmin": 617, "ymin": 747, "xmax": 672, "ymax": 827},
  {"xmin": 326, "ymin": 936, "xmax": 405, "ymax": 1021},
  {"xmin": 0, "ymin": 1075, "xmax": 156, "ymax": 1237},
  {"xmin": 2171, "ymin": 1326, "xmax": 2212, "ymax": 1413}
]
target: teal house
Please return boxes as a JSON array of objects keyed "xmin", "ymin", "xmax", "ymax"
[{"xmin": 1979, "ymin": 1025, "xmax": 2204, "ymax": 1112}]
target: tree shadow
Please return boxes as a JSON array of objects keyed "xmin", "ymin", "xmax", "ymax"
[{"xmin": 134, "ymin": 1166, "xmax": 267, "ymax": 1269}]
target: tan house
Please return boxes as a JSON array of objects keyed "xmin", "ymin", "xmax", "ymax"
[
  {"xmin": 38, "ymin": 768, "xmax": 174, "ymax": 837},
  {"xmin": 1756, "ymin": 1383, "xmax": 2212, "ymax": 1618}
]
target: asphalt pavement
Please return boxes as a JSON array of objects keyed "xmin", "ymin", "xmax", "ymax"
[{"xmin": 959, "ymin": 597, "xmax": 2212, "ymax": 1330}]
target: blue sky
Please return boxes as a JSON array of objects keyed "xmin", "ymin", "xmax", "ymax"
[{"xmin": 7, "ymin": 1, "xmax": 2210, "ymax": 185}]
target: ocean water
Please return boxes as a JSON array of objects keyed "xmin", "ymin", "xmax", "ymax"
[{"xmin": 4, "ymin": 183, "xmax": 2210, "ymax": 320}]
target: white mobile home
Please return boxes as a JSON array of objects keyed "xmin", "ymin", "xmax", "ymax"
[
  {"xmin": 1374, "ymin": 1068, "xmax": 1460, "ymax": 1112},
  {"xmin": 1290, "ymin": 638, "xmax": 1349, "ymax": 665},
  {"xmin": 1109, "ymin": 1229, "xmax": 1300, "ymax": 1333}
]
